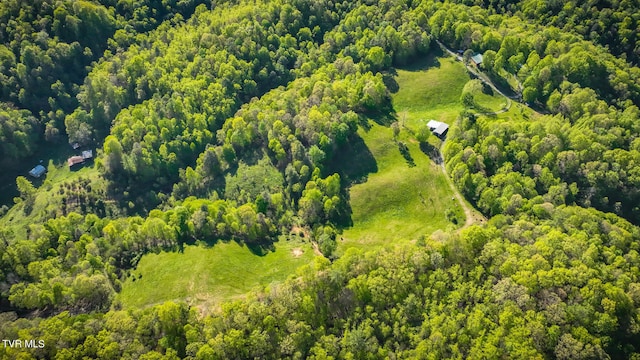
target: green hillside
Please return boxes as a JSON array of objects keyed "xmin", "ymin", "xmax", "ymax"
[
  {"xmin": 393, "ymin": 55, "xmax": 469, "ymax": 125},
  {"xmin": 2, "ymin": 0, "xmax": 640, "ymax": 358},
  {"xmin": 338, "ymin": 56, "xmax": 473, "ymax": 252},
  {"xmin": 118, "ymin": 241, "xmax": 315, "ymax": 311}
]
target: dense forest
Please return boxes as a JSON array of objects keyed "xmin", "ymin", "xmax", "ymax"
[
  {"xmin": 1, "ymin": 0, "xmax": 640, "ymax": 358},
  {"xmin": 468, "ymin": 0, "xmax": 640, "ymax": 66},
  {"xmin": 0, "ymin": 0, "xmax": 207, "ymax": 166}
]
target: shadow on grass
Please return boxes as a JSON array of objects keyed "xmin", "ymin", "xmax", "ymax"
[
  {"xmin": 400, "ymin": 47, "xmax": 444, "ymax": 72},
  {"xmin": 398, "ymin": 141, "xmax": 416, "ymax": 167},
  {"xmin": 471, "ymin": 104, "xmax": 498, "ymax": 117},
  {"xmin": 360, "ymin": 97, "xmax": 396, "ymax": 128},
  {"xmin": 383, "ymin": 68, "xmax": 400, "ymax": 93},
  {"xmin": 383, "ymin": 74, "xmax": 400, "ymax": 94},
  {"xmin": 420, "ymin": 142, "xmax": 443, "ymax": 164},
  {"xmin": 486, "ymin": 72, "xmax": 519, "ymax": 98},
  {"xmin": 326, "ymin": 134, "xmax": 378, "ymax": 186},
  {"xmin": 325, "ymin": 133, "xmax": 380, "ymax": 229},
  {"xmin": 481, "ymin": 82, "xmax": 494, "ymax": 96},
  {"xmin": 69, "ymin": 158, "xmax": 94, "ymax": 172},
  {"xmin": 197, "ymin": 237, "xmax": 275, "ymax": 257},
  {"xmin": 246, "ymin": 242, "xmax": 275, "ymax": 256},
  {"xmin": 370, "ymin": 111, "xmax": 397, "ymax": 127},
  {"xmin": 357, "ymin": 114, "xmax": 372, "ymax": 131}
]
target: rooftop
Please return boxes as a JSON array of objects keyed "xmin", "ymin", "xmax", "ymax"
[
  {"xmin": 68, "ymin": 156, "xmax": 85, "ymax": 167},
  {"xmin": 425, "ymin": 120, "xmax": 449, "ymax": 138},
  {"xmin": 28, "ymin": 165, "xmax": 46, "ymax": 178},
  {"xmin": 427, "ymin": 120, "xmax": 443, "ymax": 130},
  {"xmin": 433, "ymin": 122, "xmax": 449, "ymax": 136}
]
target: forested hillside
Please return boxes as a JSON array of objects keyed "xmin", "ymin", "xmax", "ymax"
[
  {"xmin": 1, "ymin": 0, "xmax": 640, "ymax": 358},
  {"xmin": 469, "ymin": 0, "xmax": 640, "ymax": 66},
  {"xmin": 0, "ymin": 0, "xmax": 206, "ymax": 166}
]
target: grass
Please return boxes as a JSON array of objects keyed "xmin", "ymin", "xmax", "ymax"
[
  {"xmin": 474, "ymin": 89, "xmax": 508, "ymax": 113},
  {"xmin": 472, "ymin": 100, "xmax": 541, "ymax": 128},
  {"xmin": 0, "ymin": 139, "xmax": 87, "ymax": 206},
  {"xmin": 392, "ymin": 55, "xmax": 469, "ymax": 126},
  {"xmin": 337, "ymin": 123, "xmax": 459, "ymax": 254},
  {"xmin": 392, "ymin": 54, "xmax": 506, "ymax": 125},
  {"xmin": 0, "ymin": 136, "xmax": 103, "ymax": 239},
  {"xmin": 117, "ymin": 240, "xmax": 316, "ymax": 312},
  {"xmin": 225, "ymin": 156, "xmax": 284, "ymax": 199},
  {"xmin": 336, "ymin": 53, "xmax": 502, "ymax": 253}
]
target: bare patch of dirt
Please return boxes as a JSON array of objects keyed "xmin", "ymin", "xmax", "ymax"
[
  {"xmin": 292, "ymin": 248, "xmax": 304, "ymax": 257},
  {"xmin": 290, "ymin": 225, "xmax": 310, "ymax": 239},
  {"xmin": 190, "ymin": 292, "xmax": 245, "ymax": 317},
  {"xmin": 311, "ymin": 242, "xmax": 324, "ymax": 257}
]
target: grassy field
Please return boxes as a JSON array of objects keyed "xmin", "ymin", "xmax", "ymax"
[
  {"xmin": 335, "ymin": 54, "xmax": 483, "ymax": 253},
  {"xmin": 117, "ymin": 240, "xmax": 316, "ymax": 311},
  {"xmin": 474, "ymin": 90, "xmax": 508, "ymax": 113},
  {"xmin": 490, "ymin": 100, "xmax": 541, "ymax": 122},
  {"xmin": 392, "ymin": 54, "xmax": 505, "ymax": 125},
  {"xmin": 392, "ymin": 55, "xmax": 468, "ymax": 126},
  {"xmin": 337, "ymin": 123, "xmax": 460, "ymax": 253}
]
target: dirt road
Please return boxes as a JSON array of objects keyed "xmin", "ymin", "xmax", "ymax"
[{"xmin": 438, "ymin": 141, "xmax": 486, "ymax": 229}]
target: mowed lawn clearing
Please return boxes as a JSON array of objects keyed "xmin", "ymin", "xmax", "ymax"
[
  {"xmin": 117, "ymin": 240, "xmax": 316, "ymax": 311},
  {"xmin": 393, "ymin": 54, "xmax": 506, "ymax": 125},
  {"xmin": 474, "ymin": 90, "xmax": 509, "ymax": 113},
  {"xmin": 337, "ymin": 122, "xmax": 459, "ymax": 253},
  {"xmin": 393, "ymin": 55, "xmax": 469, "ymax": 126}
]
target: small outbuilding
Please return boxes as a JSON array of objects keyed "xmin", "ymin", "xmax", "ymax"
[
  {"xmin": 471, "ymin": 53, "xmax": 483, "ymax": 66},
  {"xmin": 427, "ymin": 120, "xmax": 440, "ymax": 129},
  {"xmin": 28, "ymin": 165, "xmax": 47, "ymax": 178},
  {"xmin": 81, "ymin": 150, "xmax": 93, "ymax": 160},
  {"xmin": 426, "ymin": 120, "xmax": 450, "ymax": 139},
  {"xmin": 68, "ymin": 156, "xmax": 85, "ymax": 167}
]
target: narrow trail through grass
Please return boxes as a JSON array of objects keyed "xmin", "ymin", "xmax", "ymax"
[
  {"xmin": 438, "ymin": 145, "xmax": 487, "ymax": 229},
  {"xmin": 392, "ymin": 52, "xmax": 492, "ymax": 231},
  {"xmin": 435, "ymin": 39, "xmax": 517, "ymax": 116}
]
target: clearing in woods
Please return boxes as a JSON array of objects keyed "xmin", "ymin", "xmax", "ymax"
[
  {"xmin": 119, "ymin": 53, "xmax": 498, "ymax": 308},
  {"xmin": 334, "ymin": 54, "xmax": 495, "ymax": 253},
  {"xmin": 118, "ymin": 240, "xmax": 315, "ymax": 311}
]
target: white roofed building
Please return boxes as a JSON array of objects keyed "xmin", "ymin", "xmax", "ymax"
[{"xmin": 426, "ymin": 120, "xmax": 449, "ymax": 139}]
